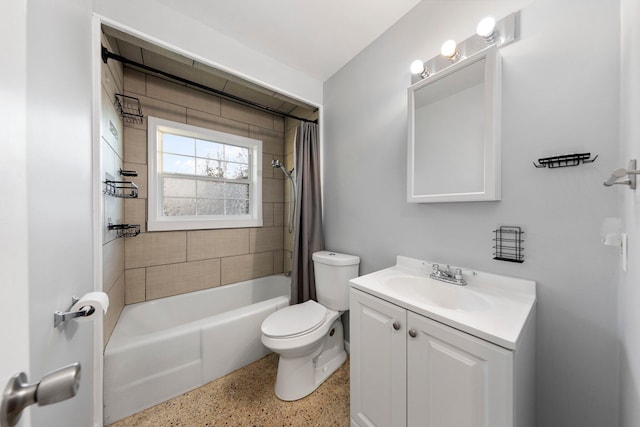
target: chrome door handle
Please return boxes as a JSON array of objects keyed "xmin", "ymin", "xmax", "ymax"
[{"xmin": 1, "ymin": 362, "xmax": 81, "ymax": 427}]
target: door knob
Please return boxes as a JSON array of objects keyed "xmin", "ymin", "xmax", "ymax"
[
  {"xmin": 1, "ymin": 362, "xmax": 81, "ymax": 427},
  {"xmin": 408, "ymin": 329, "xmax": 417, "ymax": 338},
  {"xmin": 392, "ymin": 321, "xmax": 401, "ymax": 330}
]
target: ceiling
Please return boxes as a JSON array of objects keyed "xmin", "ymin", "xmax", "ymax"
[{"xmin": 154, "ymin": 0, "xmax": 423, "ymax": 82}]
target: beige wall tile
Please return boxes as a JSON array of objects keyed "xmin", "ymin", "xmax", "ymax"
[
  {"xmin": 125, "ymin": 231, "xmax": 187, "ymax": 268},
  {"xmin": 285, "ymin": 152, "xmax": 295, "ymax": 171},
  {"xmin": 274, "ymin": 117, "xmax": 285, "ymax": 133},
  {"xmin": 274, "ymin": 250, "xmax": 284, "ymax": 274},
  {"xmin": 124, "ymin": 127, "xmax": 147, "ymax": 164},
  {"xmin": 146, "ymin": 75, "xmax": 191, "ymax": 107},
  {"xmin": 123, "ymin": 162, "xmax": 148, "ymax": 198},
  {"xmin": 263, "ymin": 154, "xmax": 274, "ymax": 179},
  {"xmin": 146, "ymin": 259, "xmax": 221, "ymax": 300},
  {"xmin": 221, "ymin": 252, "xmax": 274, "ymax": 285},
  {"xmin": 250, "ymin": 126, "xmax": 284, "ymax": 156},
  {"xmin": 187, "ymin": 229, "xmax": 249, "ymax": 261},
  {"xmin": 124, "ymin": 198, "xmax": 146, "ymax": 233},
  {"xmin": 124, "ymin": 69, "xmax": 145, "ymax": 96},
  {"xmin": 187, "ymin": 108, "xmax": 250, "ymax": 137},
  {"xmin": 221, "ymin": 99, "xmax": 274, "ymax": 130},
  {"xmin": 104, "ymin": 273, "xmax": 125, "ymax": 347},
  {"xmin": 187, "ymin": 87, "xmax": 221, "ymax": 116},
  {"xmin": 103, "ymin": 238, "xmax": 124, "ymax": 293},
  {"xmin": 274, "ymin": 203, "xmax": 285, "ymax": 227},
  {"xmin": 263, "ymin": 178, "xmax": 284, "ymax": 203},
  {"xmin": 126, "ymin": 93, "xmax": 187, "ymax": 131},
  {"xmin": 250, "ymin": 227, "xmax": 284, "ymax": 253},
  {"xmin": 262, "ymin": 203, "xmax": 274, "ymax": 227},
  {"xmin": 125, "ymin": 268, "xmax": 146, "ymax": 304}
]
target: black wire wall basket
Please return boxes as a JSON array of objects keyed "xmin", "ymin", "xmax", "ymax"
[
  {"xmin": 107, "ymin": 223, "xmax": 140, "ymax": 238},
  {"xmin": 114, "ymin": 93, "xmax": 144, "ymax": 124},
  {"xmin": 533, "ymin": 152, "xmax": 598, "ymax": 168},
  {"xmin": 103, "ymin": 180, "xmax": 138, "ymax": 198},
  {"xmin": 493, "ymin": 226, "xmax": 525, "ymax": 263}
]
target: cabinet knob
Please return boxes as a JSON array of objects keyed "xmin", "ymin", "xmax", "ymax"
[
  {"xmin": 392, "ymin": 321, "xmax": 401, "ymax": 330},
  {"xmin": 408, "ymin": 329, "xmax": 417, "ymax": 338}
]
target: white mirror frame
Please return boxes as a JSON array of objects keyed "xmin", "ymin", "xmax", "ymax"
[{"xmin": 407, "ymin": 46, "xmax": 501, "ymax": 203}]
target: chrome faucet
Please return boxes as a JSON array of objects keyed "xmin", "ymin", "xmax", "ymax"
[{"xmin": 429, "ymin": 264, "xmax": 467, "ymax": 286}]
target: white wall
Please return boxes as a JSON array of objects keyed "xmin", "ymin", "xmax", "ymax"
[
  {"xmin": 619, "ymin": 0, "xmax": 640, "ymax": 425},
  {"xmin": 323, "ymin": 0, "xmax": 621, "ymax": 425},
  {"xmin": 92, "ymin": 0, "xmax": 323, "ymax": 107}
]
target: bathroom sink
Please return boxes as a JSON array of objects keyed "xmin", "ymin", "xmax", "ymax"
[
  {"xmin": 349, "ymin": 256, "xmax": 536, "ymax": 350},
  {"xmin": 385, "ymin": 276, "xmax": 491, "ymax": 311}
]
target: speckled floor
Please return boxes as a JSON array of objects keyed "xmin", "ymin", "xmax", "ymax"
[{"xmin": 108, "ymin": 353, "xmax": 350, "ymax": 426}]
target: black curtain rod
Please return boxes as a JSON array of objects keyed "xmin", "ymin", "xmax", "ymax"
[{"xmin": 101, "ymin": 46, "xmax": 318, "ymax": 124}]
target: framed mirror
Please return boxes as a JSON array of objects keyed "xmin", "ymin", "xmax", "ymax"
[{"xmin": 407, "ymin": 46, "xmax": 501, "ymax": 203}]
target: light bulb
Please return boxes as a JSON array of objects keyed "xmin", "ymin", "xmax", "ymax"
[
  {"xmin": 477, "ymin": 16, "xmax": 497, "ymax": 41},
  {"xmin": 410, "ymin": 60, "xmax": 425, "ymax": 75},
  {"xmin": 440, "ymin": 40, "xmax": 459, "ymax": 61}
]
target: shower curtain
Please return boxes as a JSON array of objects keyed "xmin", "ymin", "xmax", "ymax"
[{"xmin": 290, "ymin": 121, "xmax": 324, "ymax": 304}]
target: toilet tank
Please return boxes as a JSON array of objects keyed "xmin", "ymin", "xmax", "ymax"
[{"xmin": 313, "ymin": 251, "xmax": 360, "ymax": 311}]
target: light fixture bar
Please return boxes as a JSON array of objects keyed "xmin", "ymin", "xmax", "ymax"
[{"xmin": 410, "ymin": 12, "xmax": 518, "ymax": 84}]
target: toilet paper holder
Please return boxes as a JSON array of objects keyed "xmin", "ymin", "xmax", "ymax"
[{"xmin": 53, "ymin": 296, "xmax": 95, "ymax": 328}]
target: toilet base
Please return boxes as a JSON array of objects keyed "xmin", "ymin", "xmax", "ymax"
[{"xmin": 274, "ymin": 318, "xmax": 346, "ymax": 401}]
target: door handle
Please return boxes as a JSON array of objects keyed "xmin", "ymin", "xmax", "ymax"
[{"xmin": 1, "ymin": 362, "xmax": 81, "ymax": 427}]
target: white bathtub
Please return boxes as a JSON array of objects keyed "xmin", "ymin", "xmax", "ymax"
[{"xmin": 103, "ymin": 274, "xmax": 290, "ymax": 424}]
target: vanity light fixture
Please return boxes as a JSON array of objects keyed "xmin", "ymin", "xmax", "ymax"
[
  {"xmin": 476, "ymin": 16, "xmax": 498, "ymax": 43},
  {"xmin": 440, "ymin": 40, "xmax": 460, "ymax": 62},
  {"xmin": 408, "ymin": 12, "xmax": 518, "ymax": 85},
  {"xmin": 410, "ymin": 59, "xmax": 429, "ymax": 79}
]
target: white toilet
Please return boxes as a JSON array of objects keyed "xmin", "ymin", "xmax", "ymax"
[{"xmin": 261, "ymin": 250, "xmax": 360, "ymax": 401}]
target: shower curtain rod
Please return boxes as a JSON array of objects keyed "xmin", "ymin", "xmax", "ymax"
[{"xmin": 101, "ymin": 46, "xmax": 318, "ymax": 124}]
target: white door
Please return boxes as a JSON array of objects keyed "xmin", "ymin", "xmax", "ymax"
[
  {"xmin": 1, "ymin": 1, "xmax": 97, "ymax": 426},
  {"xmin": 407, "ymin": 312, "xmax": 513, "ymax": 427},
  {"xmin": 1, "ymin": 0, "xmax": 31, "ymax": 425},
  {"xmin": 350, "ymin": 289, "xmax": 407, "ymax": 427}
]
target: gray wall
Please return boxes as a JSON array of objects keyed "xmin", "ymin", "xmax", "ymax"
[{"xmin": 324, "ymin": 0, "xmax": 620, "ymax": 425}]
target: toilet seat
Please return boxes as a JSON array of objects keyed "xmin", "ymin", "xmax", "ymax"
[{"xmin": 261, "ymin": 300, "xmax": 327, "ymax": 339}]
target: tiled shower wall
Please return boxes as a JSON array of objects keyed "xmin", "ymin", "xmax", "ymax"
[
  {"xmin": 101, "ymin": 33, "xmax": 126, "ymax": 345},
  {"xmin": 121, "ymin": 69, "xmax": 287, "ymax": 303}
]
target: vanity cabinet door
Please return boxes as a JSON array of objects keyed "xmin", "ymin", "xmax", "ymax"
[
  {"xmin": 406, "ymin": 312, "xmax": 514, "ymax": 427},
  {"xmin": 350, "ymin": 289, "xmax": 407, "ymax": 427}
]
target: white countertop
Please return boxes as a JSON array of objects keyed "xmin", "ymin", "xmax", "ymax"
[{"xmin": 349, "ymin": 256, "xmax": 536, "ymax": 350}]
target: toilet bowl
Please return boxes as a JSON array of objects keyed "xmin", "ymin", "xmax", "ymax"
[{"xmin": 260, "ymin": 251, "xmax": 360, "ymax": 401}]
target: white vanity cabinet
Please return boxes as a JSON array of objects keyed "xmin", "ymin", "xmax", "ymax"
[{"xmin": 350, "ymin": 287, "xmax": 533, "ymax": 427}]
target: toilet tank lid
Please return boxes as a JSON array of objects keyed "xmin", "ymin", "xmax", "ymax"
[{"xmin": 313, "ymin": 251, "xmax": 360, "ymax": 266}]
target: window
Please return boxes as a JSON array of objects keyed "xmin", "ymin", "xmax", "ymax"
[{"xmin": 148, "ymin": 117, "xmax": 262, "ymax": 231}]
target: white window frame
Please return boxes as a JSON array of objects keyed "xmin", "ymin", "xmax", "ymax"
[{"xmin": 147, "ymin": 116, "xmax": 263, "ymax": 231}]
